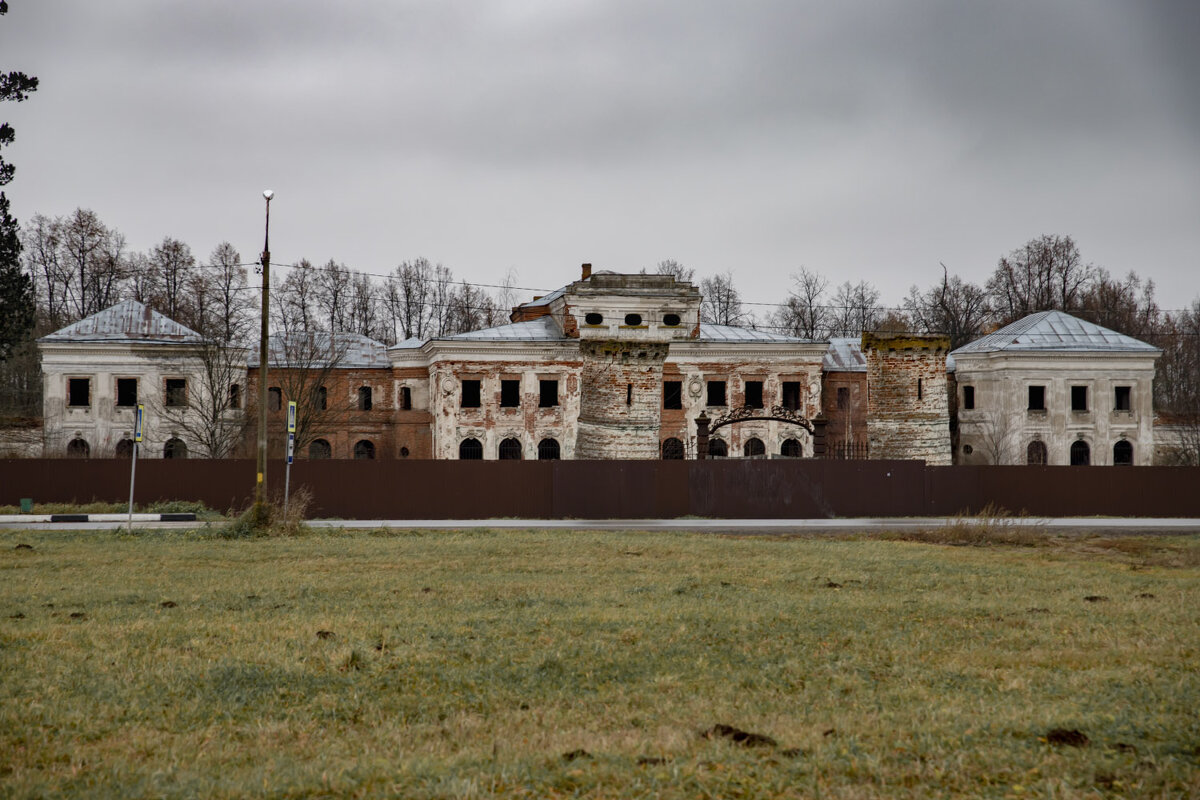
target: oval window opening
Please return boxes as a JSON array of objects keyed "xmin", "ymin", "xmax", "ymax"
[
  {"xmin": 585, "ymin": 312, "xmax": 603, "ymax": 325},
  {"xmin": 663, "ymin": 313, "xmax": 681, "ymax": 327},
  {"xmin": 624, "ymin": 313, "xmax": 643, "ymax": 326}
]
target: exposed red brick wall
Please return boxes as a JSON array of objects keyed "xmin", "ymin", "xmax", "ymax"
[
  {"xmin": 861, "ymin": 333, "xmax": 951, "ymax": 464},
  {"xmin": 577, "ymin": 340, "xmax": 669, "ymax": 459}
]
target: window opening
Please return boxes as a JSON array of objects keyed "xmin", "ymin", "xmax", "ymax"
[
  {"xmin": 116, "ymin": 378, "xmax": 138, "ymax": 407},
  {"xmin": 537, "ymin": 438, "xmax": 561, "ymax": 460},
  {"xmin": 1113, "ymin": 440, "xmax": 1133, "ymax": 466},
  {"xmin": 498, "ymin": 437, "xmax": 523, "ymax": 460},
  {"xmin": 1069, "ymin": 440, "xmax": 1090, "ymax": 466},
  {"xmin": 962, "ymin": 385, "xmax": 975, "ymax": 410},
  {"xmin": 315, "ymin": 385, "xmax": 327, "ymax": 410},
  {"xmin": 68, "ymin": 378, "xmax": 91, "ymax": 407},
  {"xmin": 585, "ymin": 312, "xmax": 603, "ymax": 325},
  {"xmin": 229, "ymin": 383, "xmax": 241, "ymax": 410},
  {"xmin": 401, "ymin": 386, "xmax": 412, "ymax": 410},
  {"xmin": 166, "ymin": 379, "xmax": 187, "ymax": 408},
  {"xmin": 744, "ymin": 380, "xmax": 763, "ymax": 409},
  {"xmin": 661, "ymin": 438, "xmax": 684, "ymax": 460},
  {"xmin": 1071, "ymin": 385, "xmax": 1087, "ymax": 412},
  {"xmin": 624, "ymin": 313, "xmax": 642, "ymax": 326},
  {"xmin": 743, "ymin": 437, "xmax": 765, "ymax": 457},
  {"xmin": 663, "ymin": 380, "xmax": 682, "ymax": 409},
  {"xmin": 309, "ymin": 439, "xmax": 332, "ymax": 459},
  {"xmin": 626, "ymin": 383, "xmax": 632, "ymax": 406},
  {"xmin": 539, "ymin": 379, "xmax": 559, "ymax": 408},
  {"xmin": 459, "ymin": 438, "xmax": 483, "ymax": 460},
  {"xmin": 461, "ymin": 380, "xmax": 481, "ymax": 408},
  {"xmin": 358, "ymin": 386, "xmax": 373, "ymax": 411},
  {"xmin": 663, "ymin": 313, "xmax": 681, "ymax": 326},
  {"xmin": 66, "ymin": 437, "xmax": 90, "ymax": 457},
  {"xmin": 163, "ymin": 438, "xmax": 188, "ymax": 459},
  {"xmin": 836, "ymin": 386, "xmax": 849, "ymax": 410},
  {"xmin": 500, "ymin": 379, "xmax": 521, "ymax": 407},
  {"xmin": 354, "ymin": 439, "xmax": 376, "ymax": 460},
  {"xmin": 782, "ymin": 381, "xmax": 801, "ymax": 411},
  {"xmin": 708, "ymin": 438, "xmax": 728, "ymax": 458},
  {"xmin": 1114, "ymin": 386, "xmax": 1131, "ymax": 411},
  {"xmin": 780, "ymin": 438, "xmax": 802, "ymax": 458},
  {"xmin": 1026, "ymin": 440, "xmax": 1047, "ymax": 465},
  {"xmin": 1028, "ymin": 385, "xmax": 1045, "ymax": 411},
  {"xmin": 115, "ymin": 439, "xmax": 134, "ymax": 458},
  {"xmin": 917, "ymin": 378, "xmax": 923, "ymax": 401},
  {"xmin": 268, "ymin": 387, "xmax": 282, "ymax": 411},
  {"xmin": 707, "ymin": 380, "xmax": 727, "ymax": 407}
]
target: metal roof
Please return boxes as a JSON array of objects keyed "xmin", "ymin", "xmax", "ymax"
[
  {"xmin": 823, "ymin": 337, "xmax": 867, "ymax": 372},
  {"xmin": 696, "ymin": 324, "xmax": 814, "ymax": 343},
  {"xmin": 951, "ymin": 310, "xmax": 1160, "ymax": 355},
  {"xmin": 445, "ymin": 316, "xmax": 565, "ymax": 342},
  {"xmin": 248, "ymin": 332, "xmax": 390, "ymax": 368},
  {"xmin": 39, "ymin": 299, "xmax": 203, "ymax": 344}
]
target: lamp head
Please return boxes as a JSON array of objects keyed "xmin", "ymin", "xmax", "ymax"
[{"xmin": 263, "ymin": 189, "xmax": 275, "ymax": 201}]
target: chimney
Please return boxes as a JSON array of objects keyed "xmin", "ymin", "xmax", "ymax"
[{"xmin": 581, "ymin": 262, "xmax": 592, "ymax": 280}]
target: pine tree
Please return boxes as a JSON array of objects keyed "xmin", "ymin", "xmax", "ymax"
[{"xmin": 0, "ymin": 192, "xmax": 33, "ymax": 360}]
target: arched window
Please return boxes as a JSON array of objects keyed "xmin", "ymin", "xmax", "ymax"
[
  {"xmin": 268, "ymin": 387, "xmax": 282, "ymax": 411},
  {"xmin": 314, "ymin": 386, "xmax": 327, "ymax": 410},
  {"xmin": 309, "ymin": 439, "xmax": 331, "ymax": 459},
  {"xmin": 115, "ymin": 438, "xmax": 134, "ymax": 458},
  {"xmin": 1113, "ymin": 440, "xmax": 1133, "ymax": 466},
  {"xmin": 459, "ymin": 438, "xmax": 483, "ymax": 460},
  {"xmin": 358, "ymin": 386, "xmax": 372, "ymax": 411},
  {"xmin": 228, "ymin": 384, "xmax": 241, "ymax": 410},
  {"xmin": 1070, "ymin": 440, "xmax": 1090, "ymax": 466},
  {"xmin": 537, "ymin": 438, "xmax": 560, "ymax": 460},
  {"xmin": 498, "ymin": 437, "xmax": 523, "ymax": 460},
  {"xmin": 353, "ymin": 439, "xmax": 375, "ymax": 460},
  {"xmin": 1027, "ymin": 440, "xmax": 1047, "ymax": 465},
  {"xmin": 743, "ymin": 437, "xmax": 765, "ymax": 458},
  {"xmin": 163, "ymin": 438, "xmax": 188, "ymax": 459},
  {"xmin": 708, "ymin": 437, "xmax": 728, "ymax": 458},
  {"xmin": 780, "ymin": 438, "xmax": 802, "ymax": 458},
  {"xmin": 66, "ymin": 438, "xmax": 90, "ymax": 458},
  {"xmin": 661, "ymin": 437, "xmax": 684, "ymax": 460}
]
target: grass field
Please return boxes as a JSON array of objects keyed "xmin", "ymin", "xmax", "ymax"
[{"xmin": 1, "ymin": 527, "xmax": 1198, "ymax": 798}]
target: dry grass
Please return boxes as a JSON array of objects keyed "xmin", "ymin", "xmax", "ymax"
[{"xmin": 1, "ymin": 528, "xmax": 1198, "ymax": 798}]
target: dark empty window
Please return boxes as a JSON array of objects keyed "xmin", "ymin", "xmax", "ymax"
[
  {"xmin": 663, "ymin": 313, "xmax": 681, "ymax": 327},
  {"xmin": 501, "ymin": 379, "xmax": 521, "ymax": 407},
  {"xmin": 1027, "ymin": 440, "xmax": 1047, "ymax": 465},
  {"xmin": 1028, "ymin": 385, "xmax": 1045, "ymax": 411},
  {"xmin": 663, "ymin": 381, "xmax": 682, "ymax": 409},
  {"xmin": 401, "ymin": 386, "xmax": 412, "ymax": 410},
  {"xmin": 229, "ymin": 383, "xmax": 241, "ymax": 410},
  {"xmin": 1114, "ymin": 386, "xmax": 1131, "ymax": 411},
  {"xmin": 116, "ymin": 378, "xmax": 137, "ymax": 407},
  {"xmin": 68, "ymin": 378, "xmax": 90, "ymax": 407},
  {"xmin": 459, "ymin": 438, "xmax": 482, "ymax": 460},
  {"xmin": 315, "ymin": 385, "xmax": 327, "ymax": 410},
  {"xmin": 744, "ymin": 381, "xmax": 763, "ymax": 409},
  {"xmin": 782, "ymin": 381, "xmax": 801, "ymax": 411},
  {"xmin": 539, "ymin": 379, "xmax": 559, "ymax": 408},
  {"xmin": 461, "ymin": 380, "xmax": 481, "ymax": 408},
  {"xmin": 538, "ymin": 438, "xmax": 560, "ymax": 460},
  {"xmin": 1071, "ymin": 385, "xmax": 1088, "ymax": 412},
  {"xmin": 309, "ymin": 439, "xmax": 331, "ymax": 459},
  {"xmin": 354, "ymin": 439, "xmax": 375, "ymax": 459},
  {"xmin": 498, "ymin": 437, "xmax": 523, "ymax": 460},
  {"xmin": 624, "ymin": 313, "xmax": 643, "ymax": 326},
  {"xmin": 66, "ymin": 438, "xmax": 90, "ymax": 457},
  {"xmin": 166, "ymin": 379, "xmax": 187, "ymax": 408},
  {"xmin": 962, "ymin": 385, "xmax": 975, "ymax": 410},
  {"xmin": 268, "ymin": 386, "xmax": 282, "ymax": 411},
  {"xmin": 743, "ymin": 437, "xmax": 766, "ymax": 457},
  {"xmin": 917, "ymin": 378, "xmax": 923, "ymax": 401},
  {"xmin": 626, "ymin": 383, "xmax": 632, "ymax": 406},
  {"xmin": 1070, "ymin": 440, "xmax": 1090, "ymax": 466},
  {"xmin": 1113, "ymin": 440, "xmax": 1133, "ymax": 465},
  {"xmin": 115, "ymin": 439, "xmax": 133, "ymax": 458},
  {"xmin": 707, "ymin": 380, "xmax": 727, "ymax": 407},
  {"xmin": 358, "ymin": 386, "xmax": 373, "ymax": 411},
  {"xmin": 780, "ymin": 438, "xmax": 802, "ymax": 458},
  {"xmin": 585, "ymin": 312, "xmax": 603, "ymax": 325},
  {"xmin": 708, "ymin": 438, "xmax": 728, "ymax": 457},
  {"xmin": 163, "ymin": 438, "xmax": 188, "ymax": 459},
  {"xmin": 837, "ymin": 386, "xmax": 850, "ymax": 410},
  {"xmin": 661, "ymin": 438, "xmax": 684, "ymax": 459}
]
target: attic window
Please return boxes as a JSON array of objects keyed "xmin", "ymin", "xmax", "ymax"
[
  {"xmin": 585, "ymin": 312, "xmax": 603, "ymax": 325},
  {"xmin": 624, "ymin": 313, "xmax": 642, "ymax": 326},
  {"xmin": 663, "ymin": 313, "xmax": 681, "ymax": 327}
]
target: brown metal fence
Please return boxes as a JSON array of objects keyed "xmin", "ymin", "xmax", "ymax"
[{"xmin": 2, "ymin": 458, "xmax": 1198, "ymax": 519}]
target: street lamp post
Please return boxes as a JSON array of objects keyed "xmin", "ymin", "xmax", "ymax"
[{"xmin": 254, "ymin": 189, "xmax": 274, "ymax": 525}]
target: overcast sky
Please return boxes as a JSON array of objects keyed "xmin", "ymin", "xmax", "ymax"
[{"xmin": 4, "ymin": 0, "xmax": 1199, "ymax": 312}]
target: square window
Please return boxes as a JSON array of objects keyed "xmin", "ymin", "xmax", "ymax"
[
  {"xmin": 539, "ymin": 379, "xmax": 559, "ymax": 408},
  {"xmin": 663, "ymin": 380, "xmax": 682, "ymax": 409},
  {"xmin": 116, "ymin": 378, "xmax": 138, "ymax": 407},
  {"xmin": 500, "ymin": 379, "xmax": 520, "ymax": 408},
  {"xmin": 68, "ymin": 378, "xmax": 91, "ymax": 407},
  {"xmin": 707, "ymin": 380, "xmax": 726, "ymax": 407},
  {"xmin": 962, "ymin": 385, "xmax": 975, "ymax": 410},
  {"xmin": 782, "ymin": 381, "xmax": 801, "ymax": 411},
  {"xmin": 836, "ymin": 386, "xmax": 850, "ymax": 410},
  {"xmin": 1028, "ymin": 385, "xmax": 1045, "ymax": 411},
  {"xmin": 1114, "ymin": 386, "xmax": 1131, "ymax": 411},
  {"xmin": 744, "ymin": 380, "xmax": 763, "ymax": 409},
  {"xmin": 1071, "ymin": 385, "xmax": 1088, "ymax": 412},
  {"xmin": 462, "ymin": 379, "xmax": 481, "ymax": 408},
  {"xmin": 165, "ymin": 378, "xmax": 187, "ymax": 408}
]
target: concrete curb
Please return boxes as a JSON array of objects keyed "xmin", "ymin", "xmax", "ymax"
[{"xmin": 0, "ymin": 513, "xmax": 196, "ymax": 524}]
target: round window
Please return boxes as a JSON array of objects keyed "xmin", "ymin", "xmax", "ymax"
[
  {"xmin": 624, "ymin": 313, "xmax": 643, "ymax": 326},
  {"xmin": 585, "ymin": 312, "xmax": 603, "ymax": 325},
  {"xmin": 962, "ymin": 444, "xmax": 974, "ymax": 455},
  {"xmin": 663, "ymin": 313, "xmax": 681, "ymax": 327}
]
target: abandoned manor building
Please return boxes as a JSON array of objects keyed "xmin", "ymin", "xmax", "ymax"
[{"xmin": 34, "ymin": 266, "xmax": 1161, "ymax": 465}]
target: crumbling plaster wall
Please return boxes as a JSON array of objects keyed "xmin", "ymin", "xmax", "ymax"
[{"xmin": 862, "ymin": 333, "xmax": 952, "ymax": 465}]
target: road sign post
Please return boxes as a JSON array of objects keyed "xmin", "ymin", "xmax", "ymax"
[
  {"xmin": 127, "ymin": 404, "xmax": 144, "ymax": 531},
  {"xmin": 284, "ymin": 401, "xmax": 296, "ymax": 515}
]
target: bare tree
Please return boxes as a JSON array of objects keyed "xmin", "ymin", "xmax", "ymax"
[
  {"xmin": 152, "ymin": 338, "xmax": 250, "ymax": 459},
  {"xmin": 312, "ymin": 259, "xmax": 352, "ymax": 333},
  {"xmin": 23, "ymin": 209, "xmax": 126, "ymax": 328},
  {"xmin": 1154, "ymin": 299, "xmax": 1200, "ymax": 465},
  {"xmin": 347, "ymin": 270, "xmax": 385, "ymax": 341},
  {"xmin": 972, "ymin": 409, "xmax": 1019, "ymax": 465},
  {"xmin": 986, "ymin": 234, "xmax": 1095, "ymax": 325},
  {"xmin": 386, "ymin": 258, "xmax": 434, "ymax": 340},
  {"xmin": 148, "ymin": 236, "xmax": 196, "ymax": 323},
  {"xmin": 260, "ymin": 331, "xmax": 352, "ymax": 453},
  {"xmin": 1077, "ymin": 269, "xmax": 1159, "ymax": 340},
  {"xmin": 829, "ymin": 280, "xmax": 880, "ymax": 337},
  {"xmin": 700, "ymin": 270, "xmax": 746, "ymax": 326},
  {"xmin": 274, "ymin": 260, "xmax": 319, "ymax": 336},
  {"xmin": 654, "ymin": 259, "xmax": 695, "ymax": 284},
  {"xmin": 769, "ymin": 267, "xmax": 829, "ymax": 339},
  {"xmin": 905, "ymin": 264, "xmax": 991, "ymax": 350},
  {"xmin": 194, "ymin": 242, "xmax": 252, "ymax": 344}
]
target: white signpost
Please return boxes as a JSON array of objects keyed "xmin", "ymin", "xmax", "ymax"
[
  {"xmin": 127, "ymin": 404, "xmax": 144, "ymax": 531},
  {"xmin": 284, "ymin": 401, "xmax": 296, "ymax": 515}
]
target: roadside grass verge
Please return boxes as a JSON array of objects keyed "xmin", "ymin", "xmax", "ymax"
[{"xmin": 1, "ymin": 529, "xmax": 1197, "ymax": 798}]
